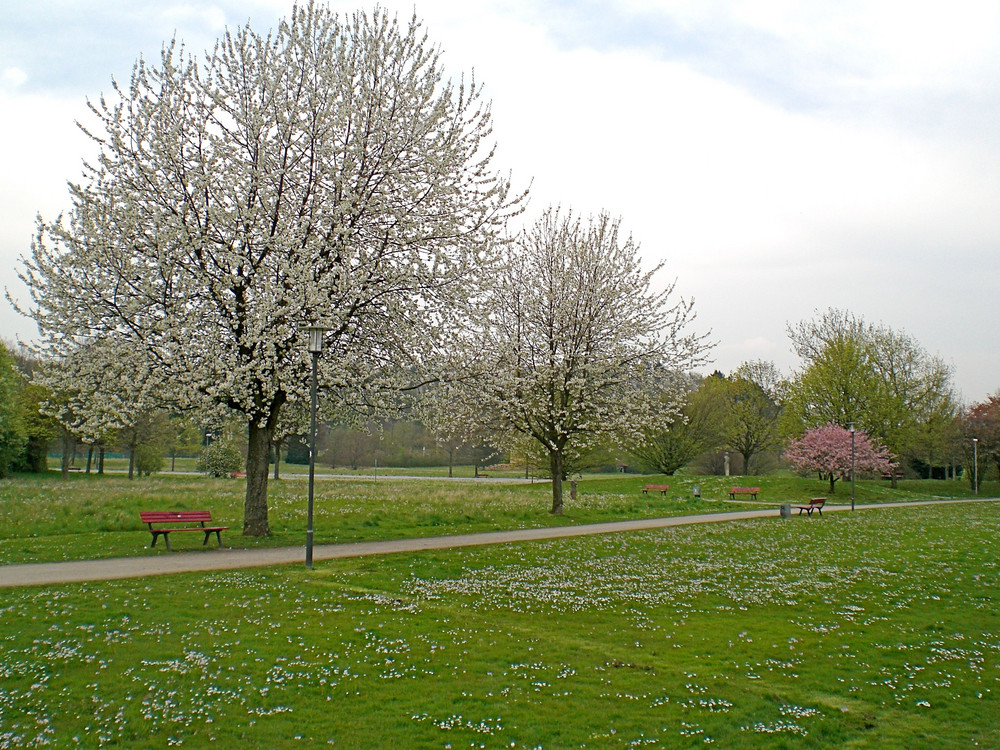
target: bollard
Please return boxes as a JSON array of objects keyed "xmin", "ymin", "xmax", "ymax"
[{"xmin": 780, "ymin": 503, "xmax": 791, "ymax": 519}]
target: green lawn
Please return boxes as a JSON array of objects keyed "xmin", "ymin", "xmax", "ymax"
[{"xmin": 0, "ymin": 496, "xmax": 997, "ymax": 748}]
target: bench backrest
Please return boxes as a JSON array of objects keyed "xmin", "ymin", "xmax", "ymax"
[
  {"xmin": 644, "ymin": 484, "xmax": 669, "ymax": 489},
  {"xmin": 810, "ymin": 498, "xmax": 826, "ymax": 506},
  {"xmin": 140, "ymin": 511, "xmax": 213, "ymax": 525},
  {"xmin": 730, "ymin": 487, "xmax": 761, "ymax": 492}
]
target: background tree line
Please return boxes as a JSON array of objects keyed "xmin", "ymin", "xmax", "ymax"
[{"xmin": 7, "ymin": 315, "xmax": 995, "ymax": 492}]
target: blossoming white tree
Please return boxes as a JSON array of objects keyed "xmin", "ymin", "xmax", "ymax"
[
  {"xmin": 438, "ymin": 207, "xmax": 710, "ymax": 513},
  {"xmin": 17, "ymin": 4, "xmax": 522, "ymax": 535},
  {"xmin": 33, "ymin": 335, "xmax": 166, "ymax": 479}
]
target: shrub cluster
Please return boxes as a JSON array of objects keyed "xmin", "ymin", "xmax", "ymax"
[{"xmin": 200, "ymin": 442, "xmax": 244, "ymax": 477}]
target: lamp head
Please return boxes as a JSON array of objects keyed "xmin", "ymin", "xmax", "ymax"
[{"xmin": 306, "ymin": 326, "xmax": 327, "ymax": 354}]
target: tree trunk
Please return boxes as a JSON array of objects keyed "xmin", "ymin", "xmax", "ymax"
[
  {"xmin": 244, "ymin": 419, "xmax": 275, "ymax": 536},
  {"xmin": 272, "ymin": 440, "xmax": 281, "ymax": 480},
  {"xmin": 128, "ymin": 430, "xmax": 137, "ymax": 480},
  {"xmin": 86, "ymin": 444, "xmax": 94, "ymax": 473},
  {"xmin": 550, "ymin": 450, "xmax": 564, "ymax": 515},
  {"xmin": 60, "ymin": 429, "xmax": 71, "ymax": 479},
  {"xmin": 828, "ymin": 473, "xmax": 837, "ymax": 493},
  {"xmin": 98, "ymin": 444, "xmax": 105, "ymax": 474}
]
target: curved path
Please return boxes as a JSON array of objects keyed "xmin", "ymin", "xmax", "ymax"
[{"xmin": 2, "ymin": 498, "xmax": 996, "ymax": 589}]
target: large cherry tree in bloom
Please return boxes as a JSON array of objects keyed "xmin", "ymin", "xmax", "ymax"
[
  {"xmin": 436, "ymin": 207, "xmax": 711, "ymax": 514},
  {"xmin": 17, "ymin": 4, "xmax": 521, "ymax": 535},
  {"xmin": 785, "ymin": 423, "xmax": 896, "ymax": 493}
]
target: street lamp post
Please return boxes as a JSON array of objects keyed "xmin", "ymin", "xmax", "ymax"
[
  {"xmin": 305, "ymin": 326, "xmax": 327, "ymax": 569},
  {"xmin": 849, "ymin": 422, "xmax": 856, "ymax": 511},
  {"xmin": 973, "ymin": 438, "xmax": 979, "ymax": 496}
]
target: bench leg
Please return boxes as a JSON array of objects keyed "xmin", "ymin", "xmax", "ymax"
[{"xmin": 215, "ymin": 530, "xmax": 224, "ymax": 548}]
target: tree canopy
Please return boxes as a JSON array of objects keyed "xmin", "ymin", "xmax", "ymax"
[
  {"xmin": 785, "ymin": 423, "xmax": 895, "ymax": 493},
  {"xmin": 784, "ymin": 308, "xmax": 955, "ymax": 479},
  {"xmin": 0, "ymin": 342, "xmax": 27, "ymax": 477},
  {"xmin": 719, "ymin": 361, "xmax": 784, "ymax": 474},
  {"xmin": 17, "ymin": 3, "xmax": 522, "ymax": 534},
  {"xmin": 628, "ymin": 374, "xmax": 722, "ymax": 476},
  {"xmin": 962, "ymin": 395, "xmax": 1000, "ymax": 487},
  {"xmin": 438, "ymin": 207, "xmax": 710, "ymax": 513}
]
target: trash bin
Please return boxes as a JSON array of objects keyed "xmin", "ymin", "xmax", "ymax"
[
  {"xmin": 780, "ymin": 503, "xmax": 791, "ymax": 519},
  {"xmin": 692, "ymin": 485, "xmax": 701, "ymax": 498}
]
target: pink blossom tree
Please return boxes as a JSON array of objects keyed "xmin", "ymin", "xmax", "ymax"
[{"xmin": 785, "ymin": 423, "xmax": 896, "ymax": 493}]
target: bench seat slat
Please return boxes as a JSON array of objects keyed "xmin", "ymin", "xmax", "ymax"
[{"xmin": 141, "ymin": 511, "xmax": 215, "ymax": 524}]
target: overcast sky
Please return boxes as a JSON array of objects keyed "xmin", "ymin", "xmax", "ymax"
[{"xmin": 2, "ymin": 0, "xmax": 998, "ymax": 402}]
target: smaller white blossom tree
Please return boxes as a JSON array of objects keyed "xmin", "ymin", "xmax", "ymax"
[
  {"xmin": 439, "ymin": 207, "xmax": 710, "ymax": 513},
  {"xmin": 34, "ymin": 337, "xmax": 166, "ymax": 478}
]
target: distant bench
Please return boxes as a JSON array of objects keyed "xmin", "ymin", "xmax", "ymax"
[
  {"xmin": 729, "ymin": 487, "xmax": 760, "ymax": 500},
  {"xmin": 140, "ymin": 511, "xmax": 228, "ymax": 551},
  {"xmin": 881, "ymin": 471, "xmax": 904, "ymax": 480},
  {"xmin": 641, "ymin": 484, "xmax": 670, "ymax": 495},
  {"xmin": 794, "ymin": 498, "xmax": 826, "ymax": 516}
]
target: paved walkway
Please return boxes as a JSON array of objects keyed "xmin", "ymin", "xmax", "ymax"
[{"xmin": 2, "ymin": 498, "xmax": 996, "ymax": 589}]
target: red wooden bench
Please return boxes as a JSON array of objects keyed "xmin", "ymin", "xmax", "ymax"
[
  {"xmin": 642, "ymin": 484, "xmax": 670, "ymax": 495},
  {"xmin": 729, "ymin": 486, "xmax": 761, "ymax": 500},
  {"xmin": 140, "ymin": 511, "xmax": 228, "ymax": 551},
  {"xmin": 794, "ymin": 498, "xmax": 826, "ymax": 516}
]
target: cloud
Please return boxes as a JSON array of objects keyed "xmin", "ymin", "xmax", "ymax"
[
  {"xmin": 159, "ymin": 4, "xmax": 229, "ymax": 33},
  {"xmin": 1, "ymin": 0, "xmax": 998, "ymax": 400},
  {"xmin": 2, "ymin": 67, "xmax": 27, "ymax": 88}
]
